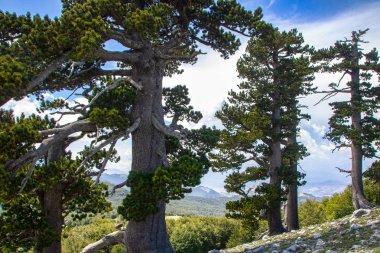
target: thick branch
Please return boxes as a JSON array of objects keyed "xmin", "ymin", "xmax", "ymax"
[
  {"xmin": 152, "ymin": 115, "xmax": 183, "ymax": 139},
  {"xmin": 39, "ymin": 119, "xmax": 96, "ymax": 139},
  {"xmin": 97, "ymin": 49, "xmax": 141, "ymax": 64},
  {"xmin": 108, "ymin": 30, "xmax": 144, "ymax": 49},
  {"xmin": 111, "ymin": 180, "xmax": 127, "ymax": 195},
  {"xmin": 8, "ymin": 120, "xmax": 96, "ymax": 171},
  {"xmin": 155, "ymin": 51, "xmax": 203, "ymax": 61},
  {"xmin": 80, "ymin": 230, "xmax": 125, "ymax": 253}
]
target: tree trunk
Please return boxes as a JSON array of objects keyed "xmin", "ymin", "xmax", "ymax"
[
  {"xmin": 42, "ymin": 144, "xmax": 65, "ymax": 253},
  {"xmin": 267, "ymin": 92, "xmax": 285, "ymax": 235},
  {"xmin": 285, "ymin": 132, "xmax": 299, "ymax": 231},
  {"xmin": 125, "ymin": 62, "xmax": 174, "ymax": 253},
  {"xmin": 350, "ymin": 34, "xmax": 372, "ymax": 210}
]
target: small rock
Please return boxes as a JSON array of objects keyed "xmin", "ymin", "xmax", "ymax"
[
  {"xmin": 351, "ymin": 209, "xmax": 371, "ymax": 219},
  {"xmin": 316, "ymin": 239, "xmax": 325, "ymax": 247},
  {"xmin": 271, "ymin": 251, "xmax": 279, "ymax": 253},
  {"xmin": 360, "ymin": 240, "xmax": 368, "ymax": 245},
  {"xmin": 262, "ymin": 235, "xmax": 270, "ymax": 240},
  {"xmin": 281, "ymin": 250, "xmax": 290, "ymax": 253},
  {"xmin": 326, "ymin": 250, "xmax": 337, "ymax": 253},
  {"xmin": 370, "ymin": 232, "xmax": 380, "ymax": 240},
  {"xmin": 351, "ymin": 245, "xmax": 361, "ymax": 249},
  {"xmin": 350, "ymin": 223, "xmax": 361, "ymax": 230},
  {"xmin": 209, "ymin": 250, "xmax": 220, "ymax": 253},
  {"xmin": 272, "ymin": 243, "xmax": 280, "ymax": 248},
  {"xmin": 287, "ymin": 245, "xmax": 299, "ymax": 251},
  {"xmin": 250, "ymin": 246, "xmax": 264, "ymax": 253},
  {"xmin": 313, "ymin": 233, "xmax": 322, "ymax": 239}
]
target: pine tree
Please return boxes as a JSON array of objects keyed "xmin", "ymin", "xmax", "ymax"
[
  {"xmin": 212, "ymin": 22, "xmax": 314, "ymax": 235},
  {"xmin": 314, "ymin": 29, "xmax": 380, "ymax": 209}
]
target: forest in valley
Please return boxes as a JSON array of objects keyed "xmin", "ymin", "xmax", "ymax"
[{"xmin": 0, "ymin": 0, "xmax": 379, "ymax": 253}]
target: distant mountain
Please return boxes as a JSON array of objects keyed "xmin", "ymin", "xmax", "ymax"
[
  {"xmin": 187, "ymin": 186, "xmax": 225, "ymax": 198},
  {"xmin": 298, "ymin": 192, "xmax": 326, "ymax": 204}
]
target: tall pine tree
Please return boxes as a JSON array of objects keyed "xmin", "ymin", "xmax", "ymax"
[
  {"xmin": 315, "ymin": 29, "xmax": 380, "ymax": 209},
  {"xmin": 212, "ymin": 22, "xmax": 314, "ymax": 235}
]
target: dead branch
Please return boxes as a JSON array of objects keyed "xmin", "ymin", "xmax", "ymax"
[
  {"xmin": 75, "ymin": 118, "xmax": 141, "ymax": 174},
  {"xmin": 110, "ymin": 180, "xmax": 127, "ymax": 195},
  {"xmin": 336, "ymin": 166, "xmax": 351, "ymax": 175},
  {"xmin": 95, "ymin": 140, "xmax": 117, "ymax": 185},
  {"xmin": 80, "ymin": 230, "xmax": 125, "ymax": 253},
  {"xmin": 81, "ymin": 77, "xmax": 142, "ymax": 113},
  {"xmin": 19, "ymin": 158, "xmax": 38, "ymax": 193}
]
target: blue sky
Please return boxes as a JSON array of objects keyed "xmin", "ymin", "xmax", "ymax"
[{"xmin": 2, "ymin": 0, "xmax": 380, "ymax": 196}]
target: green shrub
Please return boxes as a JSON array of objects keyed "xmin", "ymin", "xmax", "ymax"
[
  {"xmin": 299, "ymin": 199, "xmax": 327, "ymax": 227},
  {"xmin": 323, "ymin": 187, "xmax": 355, "ymax": 220},
  {"xmin": 364, "ymin": 179, "xmax": 380, "ymax": 205},
  {"xmin": 62, "ymin": 219, "xmax": 124, "ymax": 253},
  {"xmin": 167, "ymin": 216, "xmax": 242, "ymax": 253}
]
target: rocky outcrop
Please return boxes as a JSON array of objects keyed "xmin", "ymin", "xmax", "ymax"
[{"xmin": 210, "ymin": 208, "xmax": 380, "ymax": 253}]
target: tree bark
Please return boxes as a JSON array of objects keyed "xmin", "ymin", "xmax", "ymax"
[
  {"xmin": 267, "ymin": 90, "xmax": 285, "ymax": 235},
  {"xmin": 42, "ymin": 144, "xmax": 65, "ymax": 253},
  {"xmin": 125, "ymin": 60, "xmax": 174, "ymax": 253},
  {"xmin": 350, "ymin": 34, "xmax": 372, "ymax": 210},
  {"xmin": 285, "ymin": 131, "xmax": 299, "ymax": 231}
]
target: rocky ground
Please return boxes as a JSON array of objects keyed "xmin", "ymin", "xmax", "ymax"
[{"xmin": 210, "ymin": 208, "xmax": 380, "ymax": 253}]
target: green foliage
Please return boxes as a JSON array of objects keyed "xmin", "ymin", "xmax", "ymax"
[
  {"xmin": 298, "ymin": 199, "xmax": 327, "ymax": 227},
  {"xmin": 365, "ymin": 160, "xmax": 380, "ymax": 183},
  {"xmin": 167, "ymin": 216, "xmax": 248, "ymax": 253},
  {"xmin": 363, "ymin": 179, "xmax": 380, "ymax": 205},
  {"xmin": 323, "ymin": 187, "xmax": 355, "ymax": 221},
  {"xmin": 163, "ymin": 85, "xmax": 202, "ymax": 124},
  {"xmin": 117, "ymin": 156, "xmax": 204, "ymax": 221}
]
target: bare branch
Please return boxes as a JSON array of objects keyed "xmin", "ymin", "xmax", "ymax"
[
  {"xmin": 95, "ymin": 140, "xmax": 117, "ymax": 185},
  {"xmin": 75, "ymin": 118, "xmax": 141, "ymax": 174},
  {"xmin": 152, "ymin": 115, "xmax": 183, "ymax": 139},
  {"xmin": 336, "ymin": 167, "xmax": 351, "ymax": 176},
  {"xmin": 111, "ymin": 180, "xmax": 127, "ymax": 195},
  {"xmin": 39, "ymin": 119, "xmax": 96, "ymax": 139},
  {"xmin": 80, "ymin": 230, "xmax": 125, "ymax": 253},
  {"xmin": 19, "ymin": 158, "xmax": 38, "ymax": 193},
  {"xmin": 26, "ymin": 53, "xmax": 68, "ymax": 92},
  {"xmin": 82, "ymin": 77, "xmax": 142, "ymax": 113},
  {"xmin": 7, "ymin": 120, "xmax": 96, "ymax": 172}
]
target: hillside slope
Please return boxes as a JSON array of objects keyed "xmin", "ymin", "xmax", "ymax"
[{"xmin": 211, "ymin": 208, "xmax": 380, "ymax": 253}]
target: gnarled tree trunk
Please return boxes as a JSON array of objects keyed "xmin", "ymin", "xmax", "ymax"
[{"xmin": 125, "ymin": 61, "xmax": 174, "ymax": 253}]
